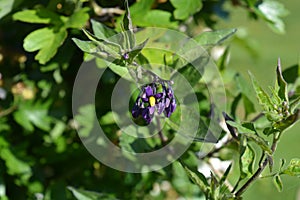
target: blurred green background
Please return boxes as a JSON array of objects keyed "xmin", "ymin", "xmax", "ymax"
[{"xmin": 218, "ymin": 0, "xmax": 300, "ymax": 199}]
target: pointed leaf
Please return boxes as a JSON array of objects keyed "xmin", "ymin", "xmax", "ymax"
[
  {"xmin": 273, "ymin": 174, "xmax": 283, "ymax": 192},
  {"xmin": 122, "ymin": 0, "xmax": 135, "ymax": 49},
  {"xmin": 68, "ymin": 186, "xmax": 117, "ymax": 200},
  {"xmin": 276, "ymin": 59, "xmax": 289, "ymax": 103},
  {"xmin": 91, "ymin": 19, "xmax": 117, "ymax": 40},
  {"xmin": 194, "ymin": 28, "xmax": 237, "ymax": 48},
  {"xmin": 127, "ymin": 38, "xmax": 148, "ymax": 62},
  {"xmin": 183, "ymin": 165, "xmax": 209, "ymax": 192},
  {"xmin": 13, "ymin": 8, "xmax": 63, "ymax": 25},
  {"xmin": 240, "ymin": 144, "xmax": 255, "ymax": 178},
  {"xmin": 243, "ymin": 132, "xmax": 272, "ymax": 155}
]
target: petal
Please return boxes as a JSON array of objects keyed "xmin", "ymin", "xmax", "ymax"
[
  {"xmin": 155, "ymin": 92, "xmax": 163, "ymax": 99},
  {"xmin": 156, "ymin": 102, "xmax": 165, "ymax": 114},
  {"xmin": 145, "ymin": 86, "xmax": 154, "ymax": 96},
  {"xmin": 149, "ymin": 106, "xmax": 155, "ymax": 115}
]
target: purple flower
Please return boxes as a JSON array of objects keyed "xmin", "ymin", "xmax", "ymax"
[{"xmin": 131, "ymin": 81, "xmax": 176, "ymax": 124}]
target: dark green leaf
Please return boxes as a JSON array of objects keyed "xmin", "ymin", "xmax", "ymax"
[
  {"xmin": 290, "ymin": 96, "xmax": 300, "ymax": 114},
  {"xmin": 276, "ymin": 59, "xmax": 289, "ymax": 103},
  {"xmin": 170, "ymin": 0, "xmax": 202, "ymax": 20},
  {"xmin": 23, "ymin": 27, "xmax": 67, "ymax": 64},
  {"xmin": 273, "ymin": 174, "xmax": 283, "ymax": 192},
  {"xmin": 225, "ymin": 121, "xmax": 256, "ymax": 134},
  {"xmin": 219, "ymin": 164, "xmax": 232, "ymax": 186},
  {"xmin": 282, "ymin": 64, "xmax": 299, "ymax": 84}
]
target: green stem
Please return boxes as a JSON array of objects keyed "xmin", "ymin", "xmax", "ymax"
[{"xmin": 235, "ymin": 132, "xmax": 281, "ymax": 197}]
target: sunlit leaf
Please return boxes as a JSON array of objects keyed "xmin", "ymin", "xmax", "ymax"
[
  {"xmin": 240, "ymin": 144, "xmax": 255, "ymax": 178},
  {"xmin": 65, "ymin": 7, "xmax": 89, "ymax": 29},
  {"xmin": 23, "ymin": 27, "xmax": 67, "ymax": 64},
  {"xmin": 68, "ymin": 186, "xmax": 117, "ymax": 200},
  {"xmin": 74, "ymin": 104, "xmax": 95, "ymax": 137},
  {"xmin": 170, "ymin": 0, "xmax": 202, "ymax": 20}
]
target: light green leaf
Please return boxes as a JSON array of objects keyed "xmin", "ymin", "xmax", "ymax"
[
  {"xmin": 0, "ymin": 0, "xmax": 22, "ymax": 20},
  {"xmin": 170, "ymin": 0, "xmax": 202, "ymax": 20},
  {"xmin": 91, "ymin": 19, "xmax": 117, "ymax": 40},
  {"xmin": 13, "ymin": 8, "xmax": 63, "ymax": 25},
  {"xmin": 0, "ymin": 147, "xmax": 31, "ymax": 184},
  {"xmin": 72, "ymin": 38, "xmax": 98, "ymax": 54},
  {"xmin": 282, "ymin": 158, "xmax": 300, "ymax": 177},
  {"xmin": 68, "ymin": 186, "xmax": 117, "ymax": 200},
  {"xmin": 256, "ymin": 0, "xmax": 289, "ymax": 34},
  {"xmin": 243, "ymin": 132, "xmax": 272, "ymax": 155},
  {"xmin": 24, "ymin": 27, "xmax": 67, "ymax": 64},
  {"xmin": 240, "ymin": 144, "xmax": 255, "ymax": 178},
  {"xmin": 225, "ymin": 121, "xmax": 256, "ymax": 134},
  {"xmin": 121, "ymin": 0, "xmax": 135, "ymax": 49},
  {"xmin": 74, "ymin": 104, "xmax": 95, "ymax": 137},
  {"xmin": 13, "ymin": 100, "xmax": 52, "ymax": 132},
  {"xmin": 273, "ymin": 174, "xmax": 283, "ymax": 192},
  {"xmin": 82, "ymin": 29, "xmax": 122, "ymax": 60},
  {"xmin": 65, "ymin": 7, "xmax": 89, "ymax": 29},
  {"xmin": 194, "ymin": 28, "xmax": 237, "ymax": 48}
]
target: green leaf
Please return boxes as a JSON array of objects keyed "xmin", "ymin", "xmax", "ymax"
[
  {"xmin": 82, "ymin": 29, "xmax": 122, "ymax": 60},
  {"xmin": 122, "ymin": 0, "xmax": 135, "ymax": 49},
  {"xmin": 194, "ymin": 28, "xmax": 237, "ymax": 48},
  {"xmin": 0, "ymin": 0, "xmax": 22, "ymax": 20},
  {"xmin": 65, "ymin": 7, "xmax": 89, "ymax": 29},
  {"xmin": 290, "ymin": 96, "xmax": 300, "ymax": 114},
  {"xmin": 129, "ymin": 0, "xmax": 178, "ymax": 28},
  {"xmin": 282, "ymin": 158, "xmax": 300, "ymax": 177},
  {"xmin": 273, "ymin": 174, "xmax": 283, "ymax": 192},
  {"xmin": 183, "ymin": 164, "xmax": 208, "ymax": 192},
  {"xmin": 91, "ymin": 19, "xmax": 117, "ymax": 40},
  {"xmin": 13, "ymin": 7, "xmax": 63, "ymax": 25},
  {"xmin": 127, "ymin": 38, "xmax": 149, "ymax": 62},
  {"xmin": 68, "ymin": 186, "xmax": 117, "ymax": 200},
  {"xmin": 249, "ymin": 71, "xmax": 278, "ymax": 119},
  {"xmin": 243, "ymin": 132, "xmax": 272, "ymax": 155},
  {"xmin": 282, "ymin": 64, "xmax": 299, "ymax": 84},
  {"xmin": 74, "ymin": 104, "xmax": 95, "ymax": 137},
  {"xmin": 13, "ymin": 100, "xmax": 52, "ymax": 132},
  {"xmin": 23, "ymin": 27, "xmax": 67, "ymax": 64},
  {"xmin": 240, "ymin": 144, "xmax": 255, "ymax": 178},
  {"xmin": 72, "ymin": 38, "xmax": 98, "ymax": 54},
  {"xmin": 225, "ymin": 121, "xmax": 256, "ymax": 134},
  {"xmin": 255, "ymin": 0, "xmax": 289, "ymax": 34},
  {"xmin": 219, "ymin": 164, "xmax": 232, "ymax": 186},
  {"xmin": 170, "ymin": 0, "xmax": 202, "ymax": 20},
  {"xmin": 276, "ymin": 59, "xmax": 289, "ymax": 103},
  {"xmin": 0, "ymin": 147, "xmax": 31, "ymax": 184}
]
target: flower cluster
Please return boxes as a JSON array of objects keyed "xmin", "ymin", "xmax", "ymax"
[{"xmin": 132, "ymin": 81, "xmax": 176, "ymax": 124}]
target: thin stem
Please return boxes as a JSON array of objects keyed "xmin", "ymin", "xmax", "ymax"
[
  {"xmin": 0, "ymin": 105, "xmax": 17, "ymax": 118},
  {"xmin": 156, "ymin": 117, "xmax": 167, "ymax": 145},
  {"xmin": 205, "ymin": 137, "xmax": 235, "ymax": 158},
  {"xmin": 91, "ymin": 0, "xmax": 124, "ymax": 16},
  {"xmin": 235, "ymin": 133, "xmax": 281, "ymax": 197}
]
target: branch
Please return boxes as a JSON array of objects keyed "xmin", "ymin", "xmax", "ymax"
[
  {"xmin": 91, "ymin": 0, "xmax": 124, "ymax": 16},
  {"xmin": 0, "ymin": 105, "xmax": 17, "ymax": 118}
]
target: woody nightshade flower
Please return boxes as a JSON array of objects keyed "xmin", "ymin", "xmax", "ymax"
[{"xmin": 131, "ymin": 81, "xmax": 176, "ymax": 124}]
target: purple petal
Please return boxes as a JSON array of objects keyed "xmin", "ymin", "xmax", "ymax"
[
  {"xmin": 156, "ymin": 102, "xmax": 165, "ymax": 114},
  {"xmin": 149, "ymin": 106, "xmax": 155, "ymax": 115},
  {"xmin": 155, "ymin": 92, "xmax": 163, "ymax": 99},
  {"xmin": 145, "ymin": 86, "xmax": 154, "ymax": 97}
]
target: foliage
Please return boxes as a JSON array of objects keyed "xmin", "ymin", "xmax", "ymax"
[{"xmin": 0, "ymin": 0, "xmax": 298, "ymax": 200}]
